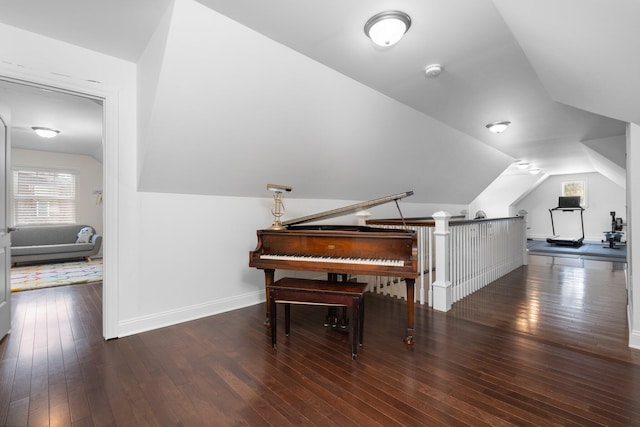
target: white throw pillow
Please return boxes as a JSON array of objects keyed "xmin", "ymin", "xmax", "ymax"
[{"xmin": 76, "ymin": 227, "xmax": 93, "ymax": 244}]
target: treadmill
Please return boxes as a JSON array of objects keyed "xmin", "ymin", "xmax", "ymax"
[{"xmin": 546, "ymin": 196, "xmax": 585, "ymax": 247}]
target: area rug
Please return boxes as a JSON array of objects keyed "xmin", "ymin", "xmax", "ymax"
[
  {"xmin": 527, "ymin": 240, "xmax": 626, "ymax": 262},
  {"xmin": 11, "ymin": 259, "xmax": 103, "ymax": 292}
]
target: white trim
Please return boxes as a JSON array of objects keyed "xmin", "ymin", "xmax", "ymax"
[
  {"xmin": 102, "ymin": 89, "xmax": 119, "ymax": 340},
  {"xmin": 630, "ymin": 329, "xmax": 640, "ymax": 349},
  {"xmin": 0, "ymin": 67, "xmax": 119, "ymax": 339},
  {"xmin": 629, "ymin": 280, "xmax": 638, "ymax": 348},
  {"xmin": 0, "ymin": 114, "xmax": 11, "ymax": 340},
  {"xmin": 117, "ymin": 291, "xmax": 264, "ymax": 338},
  {"xmin": 11, "ymin": 164, "xmax": 80, "ymax": 174}
]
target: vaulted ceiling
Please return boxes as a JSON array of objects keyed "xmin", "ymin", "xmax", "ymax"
[{"xmin": 0, "ymin": 0, "xmax": 636, "ymax": 204}]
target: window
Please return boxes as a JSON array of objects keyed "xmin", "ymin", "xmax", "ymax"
[
  {"xmin": 13, "ymin": 168, "xmax": 77, "ymax": 225},
  {"xmin": 562, "ymin": 180, "xmax": 586, "ymax": 206}
]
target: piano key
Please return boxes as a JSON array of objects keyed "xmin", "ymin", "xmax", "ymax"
[{"xmin": 260, "ymin": 254, "xmax": 404, "ymax": 267}]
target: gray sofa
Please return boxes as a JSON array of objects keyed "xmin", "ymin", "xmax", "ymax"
[{"xmin": 11, "ymin": 224, "xmax": 102, "ymax": 266}]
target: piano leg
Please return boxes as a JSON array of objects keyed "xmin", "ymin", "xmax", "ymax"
[
  {"xmin": 270, "ymin": 289, "xmax": 277, "ymax": 349},
  {"xmin": 351, "ymin": 296, "xmax": 360, "ymax": 360},
  {"xmin": 264, "ymin": 269, "xmax": 275, "ymax": 326},
  {"xmin": 404, "ymin": 278, "xmax": 416, "ymax": 345}
]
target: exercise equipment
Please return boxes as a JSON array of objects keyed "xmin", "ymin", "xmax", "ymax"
[
  {"xmin": 547, "ymin": 196, "xmax": 584, "ymax": 247},
  {"xmin": 602, "ymin": 211, "xmax": 625, "ymax": 249}
]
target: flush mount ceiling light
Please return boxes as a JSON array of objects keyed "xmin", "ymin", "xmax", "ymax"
[
  {"xmin": 32, "ymin": 126, "xmax": 60, "ymax": 138},
  {"xmin": 528, "ymin": 168, "xmax": 541, "ymax": 175},
  {"xmin": 515, "ymin": 161, "xmax": 530, "ymax": 169},
  {"xmin": 364, "ymin": 11, "xmax": 411, "ymax": 47},
  {"xmin": 485, "ymin": 121, "xmax": 511, "ymax": 134},
  {"xmin": 424, "ymin": 64, "xmax": 443, "ymax": 77}
]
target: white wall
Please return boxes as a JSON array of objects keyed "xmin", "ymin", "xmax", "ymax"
[
  {"xmin": 516, "ymin": 172, "xmax": 626, "ymax": 242},
  {"xmin": 12, "ymin": 149, "xmax": 103, "ymax": 235}
]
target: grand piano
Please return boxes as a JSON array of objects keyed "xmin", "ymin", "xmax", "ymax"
[{"xmin": 249, "ymin": 191, "xmax": 420, "ymax": 344}]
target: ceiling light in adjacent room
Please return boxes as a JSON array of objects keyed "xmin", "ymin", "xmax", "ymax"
[
  {"xmin": 364, "ymin": 11, "xmax": 411, "ymax": 47},
  {"xmin": 424, "ymin": 64, "xmax": 443, "ymax": 77},
  {"xmin": 485, "ymin": 121, "xmax": 511, "ymax": 134},
  {"xmin": 32, "ymin": 126, "xmax": 60, "ymax": 138}
]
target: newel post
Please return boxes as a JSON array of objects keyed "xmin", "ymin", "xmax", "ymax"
[
  {"xmin": 432, "ymin": 211, "xmax": 452, "ymax": 312},
  {"xmin": 518, "ymin": 209, "xmax": 529, "ymax": 266}
]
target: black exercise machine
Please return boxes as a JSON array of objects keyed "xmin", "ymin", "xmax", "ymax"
[
  {"xmin": 546, "ymin": 196, "xmax": 585, "ymax": 247},
  {"xmin": 602, "ymin": 211, "xmax": 625, "ymax": 249}
]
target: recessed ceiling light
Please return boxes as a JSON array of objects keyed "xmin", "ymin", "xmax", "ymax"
[
  {"xmin": 32, "ymin": 126, "xmax": 60, "ymax": 138},
  {"xmin": 485, "ymin": 121, "xmax": 511, "ymax": 134},
  {"xmin": 424, "ymin": 64, "xmax": 443, "ymax": 77},
  {"xmin": 364, "ymin": 11, "xmax": 411, "ymax": 47}
]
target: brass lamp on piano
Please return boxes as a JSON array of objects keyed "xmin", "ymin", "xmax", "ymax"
[
  {"xmin": 249, "ymin": 191, "xmax": 420, "ymax": 344},
  {"xmin": 266, "ymin": 183, "xmax": 292, "ymax": 230}
]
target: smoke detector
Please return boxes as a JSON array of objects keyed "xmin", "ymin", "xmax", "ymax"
[{"xmin": 424, "ymin": 64, "xmax": 443, "ymax": 77}]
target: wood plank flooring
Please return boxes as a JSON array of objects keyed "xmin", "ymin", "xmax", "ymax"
[{"xmin": 1, "ymin": 255, "xmax": 639, "ymax": 426}]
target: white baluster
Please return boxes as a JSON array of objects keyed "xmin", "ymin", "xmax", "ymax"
[{"xmin": 419, "ymin": 226, "xmax": 425, "ymax": 304}]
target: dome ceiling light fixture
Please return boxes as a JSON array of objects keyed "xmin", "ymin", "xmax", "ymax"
[
  {"xmin": 515, "ymin": 161, "xmax": 530, "ymax": 169},
  {"xmin": 364, "ymin": 11, "xmax": 411, "ymax": 47},
  {"xmin": 485, "ymin": 121, "xmax": 511, "ymax": 134},
  {"xmin": 424, "ymin": 64, "xmax": 443, "ymax": 77},
  {"xmin": 32, "ymin": 126, "xmax": 60, "ymax": 138}
]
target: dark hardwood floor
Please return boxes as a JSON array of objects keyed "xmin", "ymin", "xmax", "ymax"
[{"xmin": 1, "ymin": 255, "xmax": 639, "ymax": 426}]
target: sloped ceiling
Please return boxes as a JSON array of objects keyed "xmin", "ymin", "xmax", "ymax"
[
  {"xmin": 137, "ymin": 0, "xmax": 512, "ymax": 203},
  {"xmin": 196, "ymin": 0, "xmax": 627, "ymax": 179},
  {"xmin": 0, "ymin": 0, "xmax": 634, "ymax": 204},
  {"xmin": 582, "ymin": 135, "xmax": 626, "ymax": 169},
  {"xmin": 493, "ymin": 0, "xmax": 640, "ymax": 125},
  {"xmin": 0, "ymin": 0, "xmax": 171, "ymax": 63}
]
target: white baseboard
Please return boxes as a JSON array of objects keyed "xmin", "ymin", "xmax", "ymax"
[
  {"xmin": 630, "ymin": 329, "xmax": 640, "ymax": 350},
  {"xmin": 117, "ymin": 290, "xmax": 264, "ymax": 338}
]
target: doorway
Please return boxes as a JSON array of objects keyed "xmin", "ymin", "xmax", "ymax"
[{"xmin": 0, "ymin": 75, "xmax": 116, "ymax": 338}]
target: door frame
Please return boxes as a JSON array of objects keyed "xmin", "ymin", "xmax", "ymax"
[
  {"xmin": 0, "ymin": 70, "xmax": 120, "ymax": 339},
  {"xmin": 0, "ymin": 114, "xmax": 10, "ymax": 340}
]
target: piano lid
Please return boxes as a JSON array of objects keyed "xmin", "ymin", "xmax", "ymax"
[{"xmin": 281, "ymin": 191, "xmax": 414, "ymax": 227}]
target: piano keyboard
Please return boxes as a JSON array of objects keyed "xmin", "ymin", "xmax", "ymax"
[{"xmin": 260, "ymin": 254, "xmax": 404, "ymax": 267}]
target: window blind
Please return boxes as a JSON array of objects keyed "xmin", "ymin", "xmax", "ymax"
[{"xmin": 13, "ymin": 169, "xmax": 77, "ymax": 225}]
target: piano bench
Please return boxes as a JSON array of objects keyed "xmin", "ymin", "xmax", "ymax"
[{"xmin": 269, "ymin": 277, "xmax": 368, "ymax": 360}]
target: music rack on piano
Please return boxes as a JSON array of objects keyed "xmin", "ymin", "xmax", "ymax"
[{"xmin": 249, "ymin": 191, "xmax": 419, "ymax": 344}]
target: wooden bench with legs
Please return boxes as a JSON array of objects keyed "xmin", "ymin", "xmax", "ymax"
[{"xmin": 269, "ymin": 277, "xmax": 368, "ymax": 360}]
